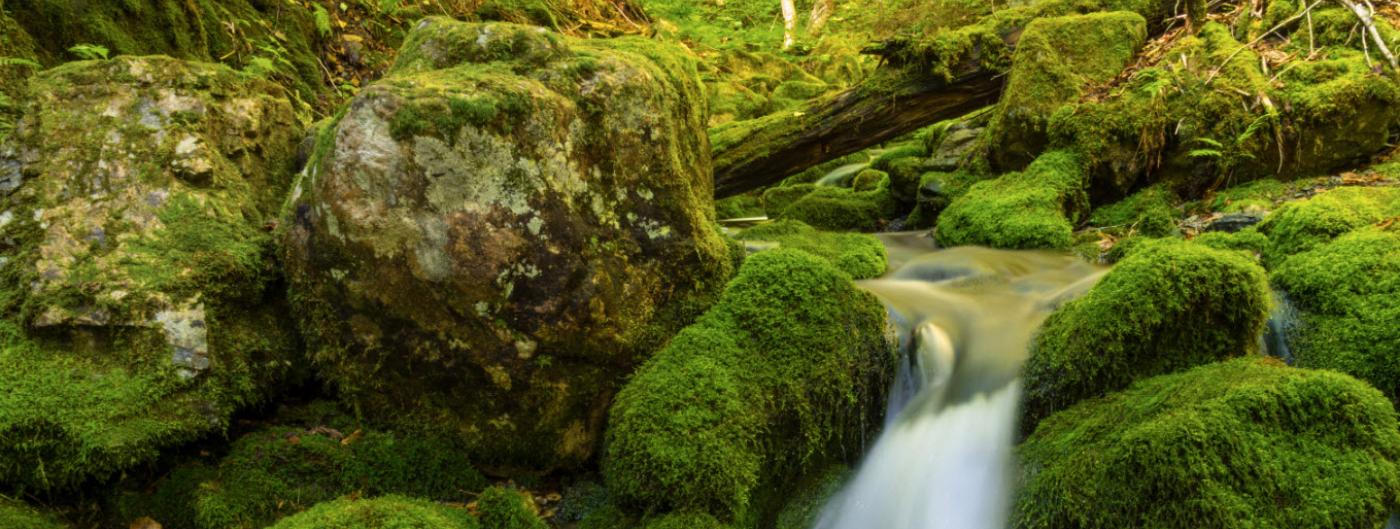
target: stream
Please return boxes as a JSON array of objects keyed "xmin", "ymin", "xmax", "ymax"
[{"xmin": 812, "ymin": 234, "xmax": 1107, "ymax": 529}]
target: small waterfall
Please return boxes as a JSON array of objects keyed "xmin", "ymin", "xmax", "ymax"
[
  {"xmin": 815, "ymin": 162, "xmax": 870, "ymax": 187},
  {"xmin": 813, "ymin": 240, "xmax": 1106, "ymax": 529}
]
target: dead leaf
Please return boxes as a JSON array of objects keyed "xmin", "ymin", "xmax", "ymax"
[{"xmin": 341, "ymin": 428, "xmax": 364, "ymax": 446}]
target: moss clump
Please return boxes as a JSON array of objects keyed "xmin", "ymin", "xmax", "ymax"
[
  {"xmin": 1022, "ymin": 239, "xmax": 1271, "ymax": 431},
  {"xmin": 988, "ymin": 11, "xmax": 1147, "ymax": 168},
  {"xmin": 1193, "ymin": 227, "xmax": 1270, "ymax": 255},
  {"xmin": 1087, "ymin": 184, "xmax": 1180, "ymax": 236},
  {"xmin": 1273, "ymin": 227, "xmax": 1400, "ymax": 402},
  {"xmin": 715, "ymin": 194, "xmax": 766, "ymax": 220},
  {"xmin": 936, "ymin": 151, "xmax": 1088, "ymax": 249},
  {"xmin": 605, "ymin": 249, "xmax": 895, "ymax": 521},
  {"xmin": 0, "ymin": 498, "xmax": 67, "ymax": 529},
  {"xmin": 112, "ymin": 409, "xmax": 486, "ymax": 529},
  {"xmin": 903, "ymin": 170, "xmax": 982, "ymax": 229},
  {"xmin": 641, "ymin": 511, "xmax": 732, "ymax": 529},
  {"xmin": 774, "ymin": 465, "xmax": 849, "ymax": 529},
  {"xmin": 735, "ymin": 220, "xmax": 888, "ymax": 279},
  {"xmin": 476, "ymin": 487, "xmax": 547, "ymax": 529},
  {"xmin": 1015, "ymin": 357, "xmax": 1400, "ymax": 529},
  {"xmin": 1256, "ymin": 187, "xmax": 1400, "ymax": 263},
  {"xmin": 265, "ymin": 496, "xmax": 478, "ymax": 529},
  {"xmin": 780, "ymin": 185, "xmax": 899, "ymax": 232},
  {"xmin": 762, "ymin": 184, "xmax": 820, "ymax": 215},
  {"xmin": 1203, "ymin": 178, "xmax": 1288, "ymax": 213},
  {"xmin": 851, "ymin": 169, "xmax": 890, "ymax": 192}
]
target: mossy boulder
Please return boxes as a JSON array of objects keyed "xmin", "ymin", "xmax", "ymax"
[
  {"xmin": 936, "ymin": 151, "xmax": 1088, "ymax": 250},
  {"xmin": 779, "ymin": 184, "xmax": 899, "ymax": 232},
  {"xmin": 1256, "ymin": 186, "xmax": 1400, "ymax": 264},
  {"xmin": 734, "ymin": 220, "xmax": 888, "ymax": 279},
  {"xmin": 0, "ymin": 499, "xmax": 67, "ymax": 529},
  {"xmin": 281, "ymin": 19, "xmax": 733, "ymax": 471},
  {"xmin": 1022, "ymin": 239, "xmax": 1271, "ymax": 432},
  {"xmin": 988, "ymin": 11, "xmax": 1147, "ymax": 169},
  {"xmin": 640, "ymin": 511, "xmax": 732, "ymax": 529},
  {"xmin": 904, "ymin": 170, "xmax": 980, "ymax": 229},
  {"xmin": 1015, "ymin": 357, "xmax": 1400, "ymax": 529},
  {"xmin": 477, "ymin": 486, "xmax": 548, "ymax": 529},
  {"xmin": 604, "ymin": 248, "xmax": 895, "ymax": 522},
  {"xmin": 1086, "ymin": 184, "xmax": 1179, "ymax": 236},
  {"xmin": 265, "ymin": 496, "xmax": 478, "ymax": 529},
  {"xmin": 0, "ymin": 56, "xmax": 305, "ymax": 491},
  {"xmin": 114, "ymin": 414, "xmax": 488, "ymax": 529},
  {"xmin": 1273, "ymin": 227, "xmax": 1400, "ymax": 402}
]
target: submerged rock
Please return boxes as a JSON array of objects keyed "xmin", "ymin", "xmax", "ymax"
[
  {"xmin": 1016, "ymin": 357, "xmax": 1400, "ymax": 529},
  {"xmin": 1022, "ymin": 239, "xmax": 1271, "ymax": 432},
  {"xmin": 605, "ymin": 249, "xmax": 895, "ymax": 522},
  {"xmin": 0, "ymin": 56, "xmax": 305, "ymax": 491},
  {"xmin": 281, "ymin": 19, "xmax": 733, "ymax": 471}
]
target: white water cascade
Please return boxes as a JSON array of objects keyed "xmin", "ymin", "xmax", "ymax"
[{"xmin": 813, "ymin": 240, "xmax": 1107, "ymax": 529}]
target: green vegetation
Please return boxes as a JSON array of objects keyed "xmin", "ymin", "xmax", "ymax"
[
  {"xmin": 0, "ymin": 498, "xmax": 68, "ymax": 529},
  {"xmin": 1016, "ymin": 357, "xmax": 1400, "ymax": 529},
  {"xmin": 1087, "ymin": 184, "xmax": 1179, "ymax": 237},
  {"xmin": 1022, "ymin": 239, "xmax": 1271, "ymax": 431},
  {"xmin": 774, "ymin": 465, "xmax": 848, "ymax": 529},
  {"xmin": 477, "ymin": 486, "xmax": 548, "ymax": 529},
  {"xmin": 605, "ymin": 248, "xmax": 894, "ymax": 522},
  {"xmin": 1273, "ymin": 227, "xmax": 1400, "ymax": 403},
  {"xmin": 1256, "ymin": 187, "xmax": 1400, "ymax": 263},
  {"xmin": 265, "ymin": 496, "xmax": 478, "ymax": 529},
  {"xmin": 936, "ymin": 151, "xmax": 1088, "ymax": 249},
  {"xmin": 735, "ymin": 220, "xmax": 888, "ymax": 279},
  {"xmin": 779, "ymin": 184, "xmax": 899, "ymax": 231}
]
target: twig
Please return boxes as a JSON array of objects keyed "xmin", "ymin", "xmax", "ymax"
[
  {"xmin": 1306, "ymin": 7, "xmax": 1316, "ymax": 54},
  {"xmin": 1340, "ymin": 0, "xmax": 1399, "ymax": 71},
  {"xmin": 1204, "ymin": 0, "xmax": 1325, "ymax": 85}
]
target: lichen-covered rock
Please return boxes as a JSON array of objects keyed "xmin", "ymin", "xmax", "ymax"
[
  {"xmin": 281, "ymin": 18, "xmax": 733, "ymax": 471},
  {"xmin": 1022, "ymin": 239, "xmax": 1271, "ymax": 432},
  {"xmin": 0, "ymin": 56, "xmax": 305, "ymax": 491},
  {"xmin": 936, "ymin": 151, "xmax": 1088, "ymax": 250},
  {"xmin": 605, "ymin": 248, "xmax": 895, "ymax": 522},
  {"xmin": 1015, "ymin": 357, "xmax": 1400, "ymax": 529},
  {"xmin": 988, "ymin": 11, "xmax": 1147, "ymax": 169},
  {"xmin": 1273, "ymin": 227, "xmax": 1400, "ymax": 402},
  {"xmin": 264, "ymin": 496, "xmax": 478, "ymax": 529}
]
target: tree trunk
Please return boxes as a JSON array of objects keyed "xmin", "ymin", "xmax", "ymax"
[{"xmin": 781, "ymin": 0, "xmax": 797, "ymax": 49}]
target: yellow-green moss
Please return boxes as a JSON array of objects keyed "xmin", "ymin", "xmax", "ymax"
[
  {"xmin": 604, "ymin": 249, "xmax": 894, "ymax": 521},
  {"xmin": 264, "ymin": 496, "xmax": 478, "ymax": 529},
  {"xmin": 1087, "ymin": 184, "xmax": 1180, "ymax": 236},
  {"xmin": 780, "ymin": 185, "xmax": 899, "ymax": 232},
  {"xmin": 1022, "ymin": 239, "xmax": 1272, "ymax": 431},
  {"xmin": 1272, "ymin": 227, "xmax": 1400, "ymax": 402},
  {"xmin": 1016, "ymin": 357, "xmax": 1400, "ymax": 529},
  {"xmin": 735, "ymin": 220, "xmax": 888, "ymax": 279},
  {"xmin": 1256, "ymin": 186, "xmax": 1400, "ymax": 263},
  {"xmin": 936, "ymin": 150, "xmax": 1088, "ymax": 249},
  {"xmin": 0, "ymin": 498, "xmax": 68, "ymax": 529}
]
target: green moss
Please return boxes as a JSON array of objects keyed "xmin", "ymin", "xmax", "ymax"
[
  {"xmin": 715, "ymin": 194, "xmax": 766, "ymax": 220},
  {"xmin": 1203, "ymin": 178, "xmax": 1288, "ymax": 213},
  {"xmin": 265, "ymin": 496, "xmax": 478, "ymax": 529},
  {"xmin": 988, "ymin": 11, "xmax": 1147, "ymax": 168},
  {"xmin": 851, "ymin": 169, "xmax": 889, "ymax": 192},
  {"xmin": 762, "ymin": 184, "xmax": 819, "ymax": 215},
  {"xmin": 1256, "ymin": 187, "xmax": 1400, "ymax": 263},
  {"xmin": 641, "ymin": 511, "xmax": 732, "ymax": 529},
  {"xmin": 476, "ymin": 486, "xmax": 547, "ymax": 529},
  {"xmin": 1015, "ymin": 357, "xmax": 1400, "ymax": 529},
  {"xmin": 735, "ymin": 220, "xmax": 888, "ymax": 279},
  {"xmin": 0, "ymin": 498, "xmax": 68, "ymax": 529},
  {"xmin": 781, "ymin": 185, "xmax": 899, "ymax": 232},
  {"xmin": 1192, "ymin": 227, "xmax": 1269, "ymax": 255},
  {"xmin": 114, "ymin": 407, "xmax": 486, "ymax": 529},
  {"xmin": 1272, "ymin": 227, "xmax": 1400, "ymax": 402},
  {"xmin": 605, "ymin": 249, "xmax": 894, "ymax": 521},
  {"xmin": 936, "ymin": 151, "xmax": 1088, "ymax": 249},
  {"xmin": 903, "ymin": 170, "xmax": 982, "ymax": 229},
  {"xmin": 773, "ymin": 465, "xmax": 849, "ymax": 529},
  {"xmin": 1087, "ymin": 184, "xmax": 1179, "ymax": 236},
  {"xmin": 1022, "ymin": 239, "xmax": 1272, "ymax": 432}
]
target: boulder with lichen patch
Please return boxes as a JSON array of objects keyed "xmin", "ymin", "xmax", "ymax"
[
  {"xmin": 0, "ymin": 56, "xmax": 305, "ymax": 492},
  {"xmin": 280, "ymin": 18, "xmax": 733, "ymax": 472}
]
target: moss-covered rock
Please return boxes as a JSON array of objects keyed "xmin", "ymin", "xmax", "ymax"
[
  {"xmin": 604, "ymin": 248, "xmax": 895, "ymax": 522},
  {"xmin": 1015, "ymin": 357, "xmax": 1400, "ymax": 529},
  {"xmin": 1273, "ymin": 227, "xmax": 1400, "ymax": 402},
  {"xmin": 0, "ymin": 56, "xmax": 305, "ymax": 492},
  {"xmin": 1256, "ymin": 186, "xmax": 1400, "ymax": 264},
  {"xmin": 851, "ymin": 169, "xmax": 889, "ymax": 192},
  {"xmin": 715, "ymin": 193, "xmax": 765, "ymax": 220},
  {"xmin": 773, "ymin": 465, "xmax": 848, "ymax": 529},
  {"xmin": 903, "ymin": 170, "xmax": 981, "ymax": 229},
  {"xmin": 734, "ymin": 220, "xmax": 887, "ymax": 279},
  {"xmin": 0, "ymin": 498, "xmax": 68, "ymax": 529},
  {"xmin": 477, "ymin": 486, "xmax": 548, "ymax": 529},
  {"xmin": 1087, "ymin": 184, "xmax": 1179, "ymax": 236},
  {"xmin": 779, "ymin": 184, "xmax": 899, "ymax": 232},
  {"xmin": 1022, "ymin": 239, "xmax": 1271, "ymax": 431},
  {"xmin": 264, "ymin": 496, "xmax": 478, "ymax": 529},
  {"xmin": 641, "ymin": 511, "xmax": 732, "ymax": 529},
  {"xmin": 936, "ymin": 151, "xmax": 1088, "ymax": 249},
  {"xmin": 988, "ymin": 11, "xmax": 1147, "ymax": 169},
  {"xmin": 281, "ymin": 19, "xmax": 733, "ymax": 471}
]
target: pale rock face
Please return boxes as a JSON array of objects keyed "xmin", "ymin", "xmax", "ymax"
[{"xmin": 282, "ymin": 18, "xmax": 733, "ymax": 470}]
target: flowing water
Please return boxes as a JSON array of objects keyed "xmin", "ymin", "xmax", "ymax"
[{"xmin": 813, "ymin": 234, "xmax": 1107, "ymax": 529}]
